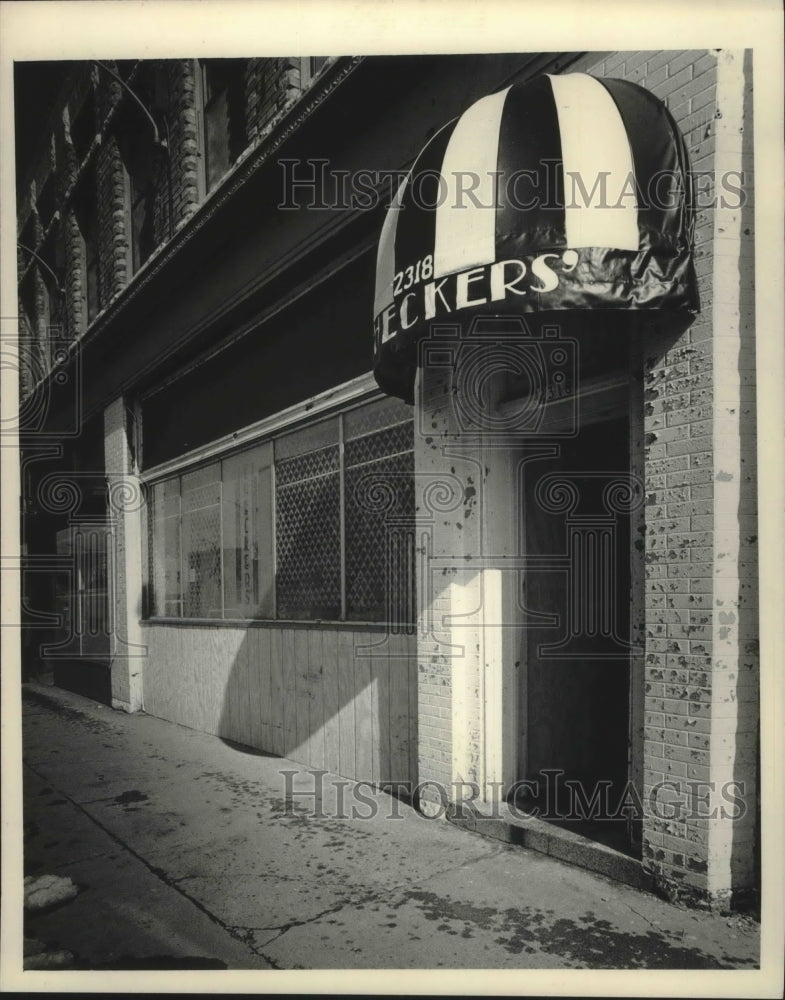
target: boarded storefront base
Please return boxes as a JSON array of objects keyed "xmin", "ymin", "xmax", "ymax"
[{"xmin": 142, "ymin": 623, "xmax": 417, "ymax": 787}]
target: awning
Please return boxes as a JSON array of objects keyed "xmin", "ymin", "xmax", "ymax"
[{"xmin": 373, "ymin": 73, "xmax": 698, "ymax": 401}]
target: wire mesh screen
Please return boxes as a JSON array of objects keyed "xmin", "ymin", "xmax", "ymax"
[
  {"xmin": 344, "ymin": 395, "xmax": 413, "ymax": 440},
  {"xmin": 344, "ymin": 420, "xmax": 415, "ymax": 625},
  {"xmin": 146, "ymin": 398, "xmax": 416, "ymax": 624},
  {"xmin": 275, "ymin": 443, "xmax": 341, "ymax": 619}
]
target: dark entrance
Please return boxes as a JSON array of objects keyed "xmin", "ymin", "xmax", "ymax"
[{"xmin": 517, "ymin": 407, "xmax": 635, "ymax": 852}]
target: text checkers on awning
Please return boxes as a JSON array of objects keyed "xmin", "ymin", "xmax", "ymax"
[{"xmin": 373, "ymin": 73, "xmax": 698, "ymax": 402}]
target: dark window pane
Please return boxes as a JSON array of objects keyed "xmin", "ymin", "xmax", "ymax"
[
  {"xmin": 201, "ymin": 59, "xmax": 247, "ymax": 190},
  {"xmin": 40, "ymin": 230, "xmax": 66, "ymax": 337},
  {"xmin": 149, "ymin": 479, "xmax": 182, "ymax": 617},
  {"xmin": 115, "ymin": 66, "xmax": 166, "ymax": 272},
  {"xmin": 222, "ymin": 444, "xmax": 274, "ymax": 619},
  {"xmin": 70, "ymin": 89, "xmax": 96, "ymax": 161},
  {"xmin": 309, "ymin": 57, "xmax": 329, "ymax": 79},
  {"xmin": 36, "ymin": 174, "xmax": 56, "ymax": 226},
  {"xmin": 204, "ymin": 88, "xmax": 231, "ymax": 189},
  {"xmin": 181, "ymin": 464, "xmax": 222, "ymax": 618}
]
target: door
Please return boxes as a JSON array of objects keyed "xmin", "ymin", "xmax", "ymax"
[
  {"xmin": 51, "ymin": 523, "xmax": 110, "ymax": 659},
  {"xmin": 517, "ymin": 414, "xmax": 634, "ymax": 851}
]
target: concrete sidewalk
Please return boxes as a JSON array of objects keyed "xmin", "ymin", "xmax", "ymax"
[{"xmin": 19, "ymin": 681, "xmax": 759, "ymax": 971}]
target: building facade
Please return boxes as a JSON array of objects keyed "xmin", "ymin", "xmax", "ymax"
[{"xmin": 17, "ymin": 50, "xmax": 757, "ymax": 910}]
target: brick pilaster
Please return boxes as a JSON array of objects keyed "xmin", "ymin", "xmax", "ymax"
[
  {"xmin": 706, "ymin": 48, "xmax": 757, "ymax": 907},
  {"xmin": 581, "ymin": 48, "xmax": 757, "ymax": 909},
  {"xmin": 96, "ymin": 135, "xmax": 131, "ymax": 303},
  {"xmin": 166, "ymin": 61, "xmax": 201, "ymax": 225}
]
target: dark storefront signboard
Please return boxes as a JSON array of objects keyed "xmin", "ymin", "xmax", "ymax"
[{"xmin": 373, "ymin": 73, "xmax": 698, "ymax": 401}]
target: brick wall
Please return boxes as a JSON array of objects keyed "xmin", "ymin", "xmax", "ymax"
[
  {"xmin": 575, "ymin": 49, "xmax": 757, "ymax": 908},
  {"xmin": 246, "ymin": 58, "xmax": 303, "ymax": 144},
  {"xmin": 610, "ymin": 49, "xmax": 721, "ymax": 906},
  {"xmin": 414, "ymin": 361, "xmax": 462, "ymax": 807}
]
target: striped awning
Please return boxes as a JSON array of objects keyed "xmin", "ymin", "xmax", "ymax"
[{"xmin": 373, "ymin": 72, "xmax": 698, "ymax": 401}]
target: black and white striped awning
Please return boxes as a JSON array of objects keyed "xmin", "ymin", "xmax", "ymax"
[{"xmin": 373, "ymin": 72, "xmax": 698, "ymax": 401}]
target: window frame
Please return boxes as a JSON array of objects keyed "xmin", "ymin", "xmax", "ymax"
[
  {"xmin": 196, "ymin": 58, "xmax": 248, "ymax": 194},
  {"xmin": 140, "ymin": 375, "xmax": 415, "ymax": 628},
  {"xmin": 115, "ymin": 62, "xmax": 169, "ymax": 275},
  {"xmin": 300, "ymin": 57, "xmax": 330, "ymax": 87}
]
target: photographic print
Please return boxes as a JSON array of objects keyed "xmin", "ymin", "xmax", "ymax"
[{"xmin": 1, "ymin": 1, "xmax": 782, "ymax": 995}]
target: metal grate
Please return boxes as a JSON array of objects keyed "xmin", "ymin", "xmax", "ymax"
[
  {"xmin": 275, "ymin": 445, "xmax": 341, "ymax": 619},
  {"xmin": 344, "ymin": 395, "xmax": 413, "ymax": 441},
  {"xmin": 344, "ymin": 421, "xmax": 413, "ymax": 470},
  {"xmin": 344, "ymin": 425, "xmax": 415, "ymax": 624},
  {"xmin": 275, "ymin": 444, "xmax": 339, "ymax": 486}
]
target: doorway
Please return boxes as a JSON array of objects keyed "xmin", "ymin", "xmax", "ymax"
[{"xmin": 516, "ymin": 412, "xmax": 636, "ymax": 852}]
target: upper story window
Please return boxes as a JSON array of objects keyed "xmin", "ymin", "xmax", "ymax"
[
  {"xmin": 36, "ymin": 174, "xmax": 56, "ymax": 230},
  {"xmin": 199, "ymin": 59, "xmax": 248, "ymax": 191},
  {"xmin": 18, "ymin": 214, "xmax": 36, "ymax": 260},
  {"xmin": 124, "ymin": 139, "xmax": 156, "ymax": 272},
  {"xmin": 70, "ymin": 88, "xmax": 96, "ymax": 163},
  {"xmin": 302, "ymin": 57, "xmax": 329, "ymax": 85},
  {"xmin": 39, "ymin": 228, "xmax": 66, "ymax": 338},
  {"xmin": 116, "ymin": 65, "xmax": 169, "ymax": 273}
]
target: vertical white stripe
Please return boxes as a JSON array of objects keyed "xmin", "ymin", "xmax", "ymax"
[
  {"xmin": 548, "ymin": 73, "xmax": 640, "ymax": 251},
  {"xmin": 433, "ymin": 88, "xmax": 510, "ymax": 279},
  {"xmin": 373, "ymin": 176, "xmax": 408, "ymax": 317}
]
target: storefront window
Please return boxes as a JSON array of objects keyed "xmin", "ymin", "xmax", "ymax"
[
  {"xmin": 222, "ymin": 445, "xmax": 273, "ymax": 618},
  {"xmin": 145, "ymin": 395, "xmax": 415, "ymax": 624},
  {"xmin": 149, "ymin": 478, "xmax": 182, "ymax": 617},
  {"xmin": 181, "ymin": 464, "xmax": 222, "ymax": 617}
]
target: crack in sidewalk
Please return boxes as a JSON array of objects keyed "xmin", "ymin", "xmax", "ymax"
[
  {"xmin": 243, "ymin": 891, "xmax": 380, "ymax": 952},
  {"xmin": 238, "ymin": 848, "xmax": 510, "ymax": 959}
]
